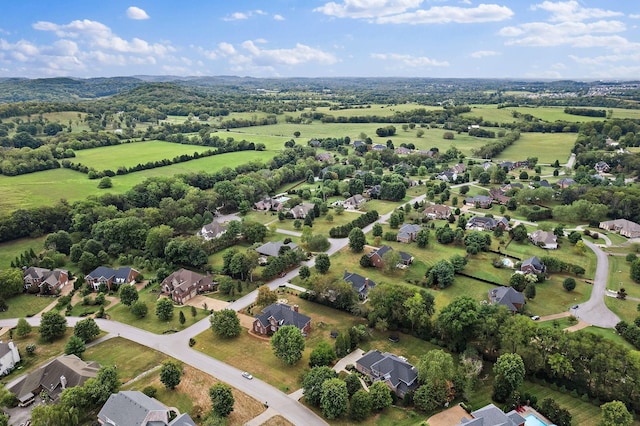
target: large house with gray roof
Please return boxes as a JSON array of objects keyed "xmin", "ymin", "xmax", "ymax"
[
  {"xmin": 161, "ymin": 268, "xmax": 216, "ymax": 304},
  {"xmin": 252, "ymin": 303, "xmax": 311, "ymax": 337},
  {"xmin": 457, "ymin": 403, "xmax": 525, "ymax": 426},
  {"xmin": 98, "ymin": 390, "xmax": 196, "ymax": 426},
  {"xmin": 355, "ymin": 350, "xmax": 419, "ymax": 398},
  {"xmin": 343, "ymin": 271, "xmax": 375, "ymax": 299},
  {"xmin": 488, "ymin": 286, "xmax": 525, "ymax": 313},
  {"xmin": 528, "ymin": 230, "xmax": 558, "ymax": 249},
  {"xmin": 85, "ymin": 266, "xmax": 138, "ymax": 291},
  {"xmin": 22, "ymin": 266, "xmax": 68, "ymax": 294},
  {"xmin": 521, "ymin": 256, "xmax": 545, "ymax": 274},
  {"xmin": 599, "ymin": 218, "xmax": 640, "ymax": 238},
  {"xmin": 198, "ymin": 220, "xmax": 227, "ymax": 240},
  {"xmin": 397, "ymin": 223, "xmax": 422, "ymax": 243}
]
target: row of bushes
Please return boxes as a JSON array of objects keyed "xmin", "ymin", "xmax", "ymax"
[{"xmin": 329, "ymin": 210, "xmax": 379, "ymax": 238}]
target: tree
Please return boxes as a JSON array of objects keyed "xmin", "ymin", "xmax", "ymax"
[
  {"xmin": 179, "ymin": 311, "xmax": 186, "ymax": 325},
  {"xmin": 348, "ymin": 227, "xmax": 366, "ymax": 253},
  {"xmin": 64, "ymin": 335, "xmax": 86, "ymax": 358},
  {"xmin": 493, "ymin": 353, "xmax": 525, "ymax": 402},
  {"xmin": 320, "ymin": 378, "xmax": 348, "ymax": 419},
  {"xmin": 372, "ymin": 223, "xmax": 383, "ymax": 237},
  {"xmin": 511, "ymin": 224, "xmax": 528, "ymax": 242},
  {"xmin": 416, "ymin": 228, "xmax": 430, "ymax": 248},
  {"xmin": 563, "ymin": 277, "xmax": 577, "ymax": 292},
  {"xmin": 344, "ymin": 373, "xmax": 362, "ymax": 396},
  {"xmin": 256, "ymin": 285, "xmax": 278, "ymax": 307},
  {"xmin": 155, "ymin": 297, "xmax": 174, "ymax": 321},
  {"xmin": 85, "ymin": 365, "xmax": 120, "ymax": 406},
  {"xmin": 271, "ymin": 325, "xmax": 305, "ymax": 365},
  {"xmin": 44, "ymin": 230, "xmax": 73, "ymax": 255},
  {"xmin": 39, "ymin": 311, "xmax": 67, "ymax": 342},
  {"xmin": 525, "ymin": 283, "xmax": 536, "ymax": 300},
  {"xmin": 209, "ymin": 383, "xmax": 235, "ymax": 418},
  {"xmin": 98, "ymin": 177, "xmax": 113, "ymax": 189},
  {"xmin": 309, "ymin": 341, "xmax": 337, "ymax": 367},
  {"xmin": 509, "ymin": 273, "xmax": 527, "ymax": 292},
  {"xmin": 210, "ymin": 309, "xmax": 241, "ymax": 338},
  {"xmin": 299, "ymin": 265, "xmax": 311, "ymax": 279},
  {"xmin": 302, "ymin": 366, "xmax": 337, "ymax": 406},
  {"xmin": 16, "ymin": 317, "xmax": 32, "ymax": 337},
  {"xmin": 350, "ymin": 389, "xmax": 372, "ymax": 421},
  {"xmin": 131, "ymin": 301, "xmax": 148, "ymax": 318},
  {"xmin": 334, "ymin": 331, "xmax": 351, "ymax": 357},
  {"xmin": 160, "ymin": 360, "xmax": 182, "ymax": 390},
  {"xmin": 145, "ymin": 225, "xmax": 174, "ymax": 258},
  {"xmin": 631, "ymin": 259, "xmax": 640, "ymax": 283},
  {"xmin": 427, "ymin": 260, "xmax": 455, "ymax": 289},
  {"xmin": 369, "ymin": 381, "xmax": 392, "ymax": 411},
  {"xmin": 74, "ymin": 318, "xmax": 100, "ymax": 342},
  {"xmin": 381, "ymin": 250, "xmax": 401, "ymax": 274},
  {"xmin": 119, "ymin": 284, "xmax": 138, "ymax": 306},
  {"xmin": 599, "ymin": 400, "xmax": 633, "ymax": 426},
  {"xmin": 0, "ymin": 268, "xmax": 23, "ymax": 299},
  {"xmin": 435, "ymin": 296, "xmax": 479, "ymax": 351},
  {"xmin": 315, "ymin": 253, "xmax": 331, "ymax": 274}
]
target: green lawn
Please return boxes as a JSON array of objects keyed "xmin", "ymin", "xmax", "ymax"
[
  {"xmin": 0, "ymin": 294, "xmax": 53, "ymax": 319},
  {"xmin": 106, "ymin": 287, "xmax": 208, "ymax": 334},
  {"xmin": 605, "ymin": 297, "xmax": 640, "ymax": 324},
  {"xmin": 495, "ymin": 132, "xmax": 577, "ymax": 164},
  {"xmin": 607, "ymin": 255, "xmax": 640, "ymax": 299},
  {"xmin": 0, "ymin": 235, "xmax": 47, "ymax": 269}
]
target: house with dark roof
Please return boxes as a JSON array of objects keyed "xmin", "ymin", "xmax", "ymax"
[
  {"xmin": 254, "ymin": 197, "xmax": 284, "ymax": 212},
  {"xmin": 488, "ymin": 286, "xmax": 525, "ymax": 313},
  {"xmin": 316, "ymin": 152, "xmax": 333, "ymax": 162},
  {"xmin": 252, "ymin": 303, "xmax": 311, "ymax": 336},
  {"xmin": 343, "ymin": 271, "xmax": 375, "ymax": 299},
  {"xmin": 466, "ymin": 216, "xmax": 498, "ymax": 231},
  {"xmin": 529, "ymin": 179, "xmax": 551, "ymax": 189},
  {"xmin": 366, "ymin": 184, "xmax": 381, "ymax": 198},
  {"xmin": 416, "ymin": 149, "xmax": 435, "ymax": 157},
  {"xmin": 343, "ymin": 194, "xmax": 366, "ymax": 210},
  {"xmin": 451, "ymin": 163, "xmax": 466, "ymax": 175},
  {"xmin": 489, "ymin": 188, "xmax": 510, "ymax": 205},
  {"xmin": 372, "ymin": 144, "xmax": 387, "ymax": 151},
  {"xmin": 499, "ymin": 161, "xmax": 515, "ymax": 171},
  {"xmin": 465, "ymin": 195, "xmax": 493, "ymax": 208},
  {"xmin": 161, "ymin": 268, "xmax": 216, "ymax": 304},
  {"xmin": 352, "ymin": 140, "xmax": 365, "ymax": 148},
  {"xmin": 0, "ymin": 341, "xmax": 20, "ymax": 377},
  {"xmin": 521, "ymin": 256, "xmax": 545, "ymax": 274},
  {"xmin": 529, "ymin": 230, "xmax": 558, "ymax": 249},
  {"xmin": 355, "ymin": 350, "xmax": 419, "ymax": 398},
  {"xmin": 595, "ymin": 161, "xmax": 610, "ymax": 174},
  {"xmin": 600, "ymin": 218, "xmax": 640, "ymax": 238},
  {"xmin": 367, "ymin": 245, "xmax": 414, "ymax": 269},
  {"xmin": 85, "ymin": 266, "xmax": 138, "ymax": 291},
  {"xmin": 8, "ymin": 355, "xmax": 100, "ymax": 406},
  {"xmin": 98, "ymin": 391, "xmax": 196, "ymax": 426},
  {"xmin": 397, "ymin": 223, "xmax": 422, "ymax": 243},
  {"xmin": 290, "ymin": 202, "xmax": 315, "ymax": 219},
  {"xmin": 22, "ymin": 267, "xmax": 68, "ymax": 294},
  {"xmin": 309, "ymin": 139, "xmax": 321, "ymax": 147},
  {"xmin": 557, "ymin": 177, "xmax": 576, "ymax": 188},
  {"xmin": 457, "ymin": 403, "xmax": 525, "ymax": 426},
  {"xmin": 437, "ymin": 170, "xmax": 457, "ymax": 182},
  {"xmin": 199, "ymin": 220, "xmax": 227, "ymax": 240},
  {"xmin": 255, "ymin": 241, "xmax": 298, "ymax": 258},
  {"xmin": 423, "ymin": 204, "xmax": 452, "ymax": 220}
]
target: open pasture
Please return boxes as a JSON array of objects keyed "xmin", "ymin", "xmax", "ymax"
[{"xmin": 494, "ymin": 132, "xmax": 577, "ymax": 164}]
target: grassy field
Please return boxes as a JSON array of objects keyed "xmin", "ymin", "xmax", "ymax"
[
  {"xmin": 463, "ymin": 104, "xmax": 640, "ymax": 123},
  {"xmin": 494, "ymin": 132, "xmax": 576, "ymax": 164},
  {"xmin": 605, "ymin": 296, "xmax": 640, "ymax": 324},
  {"xmin": 0, "ymin": 294, "xmax": 55, "ymax": 319},
  {"xmin": 606, "ymin": 255, "xmax": 640, "ymax": 299},
  {"xmin": 0, "ymin": 149, "xmax": 276, "ymax": 214},
  {"xmin": 0, "ymin": 235, "xmax": 47, "ymax": 269}
]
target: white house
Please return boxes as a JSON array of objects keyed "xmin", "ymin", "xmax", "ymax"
[{"xmin": 0, "ymin": 341, "xmax": 21, "ymax": 377}]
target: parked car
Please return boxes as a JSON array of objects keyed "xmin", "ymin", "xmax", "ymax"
[
  {"xmin": 242, "ymin": 371, "xmax": 253, "ymax": 380},
  {"xmin": 531, "ymin": 315, "xmax": 540, "ymax": 321}
]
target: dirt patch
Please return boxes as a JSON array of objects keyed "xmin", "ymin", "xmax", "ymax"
[
  {"xmin": 427, "ymin": 404, "xmax": 471, "ymax": 426},
  {"xmin": 238, "ymin": 312, "xmax": 255, "ymax": 329},
  {"xmin": 182, "ymin": 294, "xmax": 229, "ymax": 311},
  {"xmin": 564, "ymin": 320, "xmax": 591, "ymax": 332},
  {"xmin": 261, "ymin": 415, "xmax": 295, "ymax": 426}
]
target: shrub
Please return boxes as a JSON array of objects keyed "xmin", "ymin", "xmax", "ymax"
[{"xmin": 143, "ymin": 386, "xmax": 157, "ymax": 398}]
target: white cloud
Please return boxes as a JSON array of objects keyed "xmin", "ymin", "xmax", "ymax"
[
  {"xmin": 239, "ymin": 41, "xmax": 338, "ymax": 66},
  {"xmin": 377, "ymin": 4, "xmax": 514, "ymax": 24},
  {"xmin": 126, "ymin": 6, "xmax": 150, "ymax": 20},
  {"xmin": 223, "ymin": 10, "xmax": 270, "ymax": 21},
  {"xmin": 218, "ymin": 42, "xmax": 236, "ymax": 56},
  {"xmin": 630, "ymin": 14, "xmax": 640, "ymax": 19},
  {"xmin": 470, "ymin": 50, "xmax": 500, "ymax": 58},
  {"xmin": 531, "ymin": 1, "xmax": 622, "ymax": 23},
  {"xmin": 569, "ymin": 53, "xmax": 640, "ymax": 65},
  {"xmin": 371, "ymin": 52, "xmax": 449, "ymax": 67},
  {"xmin": 273, "ymin": 14, "xmax": 285, "ymax": 21},
  {"xmin": 314, "ymin": 0, "xmax": 424, "ymax": 19}
]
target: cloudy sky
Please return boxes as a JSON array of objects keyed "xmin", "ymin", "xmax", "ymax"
[{"xmin": 0, "ymin": 0, "xmax": 638, "ymax": 80}]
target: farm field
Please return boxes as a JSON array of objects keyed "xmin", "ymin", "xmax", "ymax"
[
  {"xmin": 464, "ymin": 104, "xmax": 640, "ymax": 123},
  {"xmin": 0, "ymin": 149, "xmax": 277, "ymax": 214},
  {"xmin": 494, "ymin": 132, "xmax": 577, "ymax": 164},
  {"xmin": 0, "ymin": 235, "xmax": 46, "ymax": 269}
]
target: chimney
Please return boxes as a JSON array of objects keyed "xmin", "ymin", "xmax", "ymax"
[
  {"xmin": 60, "ymin": 375, "xmax": 67, "ymax": 390},
  {"xmin": 364, "ymin": 278, "xmax": 369, "ymax": 288},
  {"xmin": 293, "ymin": 304, "xmax": 299, "ymax": 313}
]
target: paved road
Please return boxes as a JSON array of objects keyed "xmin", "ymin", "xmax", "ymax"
[{"xmin": 572, "ymin": 241, "xmax": 621, "ymax": 328}]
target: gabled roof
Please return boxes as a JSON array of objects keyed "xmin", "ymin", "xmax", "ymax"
[
  {"xmin": 397, "ymin": 223, "xmax": 421, "ymax": 239},
  {"xmin": 522, "ymin": 256, "xmax": 544, "ymax": 270},
  {"xmin": 467, "ymin": 216, "xmax": 497, "ymax": 228},
  {"xmin": 488, "ymin": 286, "xmax": 525, "ymax": 312},
  {"xmin": 254, "ymin": 303, "xmax": 311, "ymax": 330},
  {"xmin": 201, "ymin": 220, "xmax": 227, "ymax": 238},
  {"xmin": 345, "ymin": 194, "xmax": 365, "ymax": 205},
  {"xmin": 357, "ymin": 350, "xmax": 418, "ymax": 393},
  {"xmin": 529, "ymin": 230, "xmax": 557, "ymax": 245},
  {"xmin": 290, "ymin": 202, "xmax": 315, "ymax": 218},
  {"xmin": 343, "ymin": 271, "xmax": 375, "ymax": 295},
  {"xmin": 255, "ymin": 241, "xmax": 298, "ymax": 257},
  {"xmin": 161, "ymin": 268, "xmax": 213, "ymax": 295},
  {"xmin": 86, "ymin": 266, "xmax": 136, "ymax": 282},
  {"xmin": 423, "ymin": 204, "xmax": 451, "ymax": 216},
  {"xmin": 458, "ymin": 403, "xmax": 525, "ymax": 426},
  {"xmin": 465, "ymin": 195, "xmax": 493, "ymax": 204},
  {"xmin": 98, "ymin": 391, "xmax": 197, "ymax": 426},
  {"xmin": 368, "ymin": 245, "xmax": 393, "ymax": 259},
  {"xmin": 398, "ymin": 251, "xmax": 414, "ymax": 263}
]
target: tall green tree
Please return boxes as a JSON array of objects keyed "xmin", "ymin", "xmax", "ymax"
[
  {"xmin": 369, "ymin": 381, "xmax": 392, "ymax": 411},
  {"xmin": 350, "ymin": 389, "xmax": 372, "ymax": 421},
  {"xmin": 599, "ymin": 400, "xmax": 633, "ymax": 426},
  {"xmin": 315, "ymin": 253, "xmax": 331, "ymax": 274},
  {"xmin": 320, "ymin": 378, "xmax": 348, "ymax": 419},
  {"xmin": 427, "ymin": 259, "xmax": 455, "ymax": 289},
  {"xmin": 0, "ymin": 268, "xmax": 23, "ymax": 299},
  {"xmin": 271, "ymin": 325, "xmax": 305, "ymax": 365},
  {"xmin": 16, "ymin": 317, "xmax": 32, "ymax": 337},
  {"xmin": 302, "ymin": 366, "xmax": 337, "ymax": 406},
  {"xmin": 210, "ymin": 309, "xmax": 241, "ymax": 338},
  {"xmin": 160, "ymin": 360, "xmax": 182, "ymax": 390},
  {"xmin": 493, "ymin": 353, "xmax": 525, "ymax": 402},
  {"xmin": 348, "ymin": 228, "xmax": 366, "ymax": 253},
  {"xmin": 435, "ymin": 296, "xmax": 479, "ymax": 351},
  {"xmin": 39, "ymin": 311, "xmax": 67, "ymax": 342},
  {"xmin": 155, "ymin": 297, "xmax": 174, "ymax": 321},
  {"xmin": 119, "ymin": 284, "xmax": 139, "ymax": 306},
  {"xmin": 64, "ymin": 335, "xmax": 86, "ymax": 358},
  {"xmin": 74, "ymin": 318, "xmax": 100, "ymax": 342},
  {"xmin": 256, "ymin": 285, "xmax": 278, "ymax": 307},
  {"xmin": 209, "ymin": 383, "xmax": 235, "ymax": 418}
]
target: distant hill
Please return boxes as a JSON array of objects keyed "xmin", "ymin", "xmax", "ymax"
[{"xmin": 0, "ymin": 77, "xmax": 144, "ymax": 103}]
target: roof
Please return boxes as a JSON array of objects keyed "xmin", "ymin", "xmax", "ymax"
[
  {"xmin": 368, "ymin": 245, "xmax": 393, "ymax": 259},
  {"xmin": 357, "ymin": 350, "xmax": 418, "ymax": 393},
  {"xmin": 467, "ymin": 216, "xmax": 497, "ymax": 228},
  {"xmin": 345, "ymin": 194, "xmax": 365, "ymax": 205},
  {"xmin": 522, "ymin": 256, "xmax": 544, "ymax": 270},
  {"xmin": 86, "ymin": 266, "xmax": 135, "ymax": 282},
  {"xmin": 423, "ymin": 204, "xmax": 451, "ymax": 215},
  {"xmin": 0, "ymin": 341, "xmax": 14, "ymax": 358},
  {"xmin": 488, "ymin": 286, "xmax": 525, "ymax": 312},
  {"xmin": 459, "ymin": 403, "xmax": 525, "ymax": 426},
  {"xmin": 600, "ymin": 219, "xmax": 640, "ymax": 236},
  {"xmin": 343, "ymin": 271, "xmax": 375, "ymax": 295},
  {"xmin": 399, "ymin": 251, "xmax": 414, "ymax": 263},
  {"xmin": 397, "ymin": 223, "xmax": 421, "ymax": 239},
  {"xmin": 529, "ymin": 230, "xmax": 557, "ymax": 245},
  {"xmin": 201, "ymin": 220, "xmax": 227, "ymax": 238},
  {"xmin": 254, "ymin": 303, "xmax": 311, "ymax": 330},
  {"xmin": 98, "ymin": 391, "xmax": 169, "ymax": 426},
  {"xmin": 161, "ymin": 268, "xmax": 213, "ymax": 295},
  {"xmin": 8, "ymin": 355, "xmax": 100, "ymax": 401},
  {"xmin": 466, "ymin": 195, "xmax": 492, "ymax": 204},
  {"xmin": 290, "ymin": 202, "xmax": 315, "ymax": 218},
  {"xmin": 255, "ymin": 241, "xmax": 298, "ymax": 257}
]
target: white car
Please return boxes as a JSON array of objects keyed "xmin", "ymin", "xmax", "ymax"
[
  {"xmin": 531, "ymin": 315, "xmax": 540, "ymax": 321},
  {"xmin": 241, "ymin": 371, "xmax": 253, "ymax": 380}
]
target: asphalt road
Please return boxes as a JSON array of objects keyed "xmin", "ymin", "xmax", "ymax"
[{"xmin": 572, "ymin": 240, "xmax": 621, "ymax": 328}]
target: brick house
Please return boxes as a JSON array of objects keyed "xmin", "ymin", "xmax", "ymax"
[
  {"xmin": 161, "ymin": 268, "xmax": 216, "ymax": 304},
  {"xmin": 23, "ymin": 267, "xmax": 68, "ymax": 294},
  {"xmin": 396, "ymin": 223, "xmax": 422, "ymax": 243},
  {"xmin": 423, "ymin": 204, "xmax": 451, "ymax": 220},
  {"xmin": 252, "ymin": 303, "xmax": 311, "ymax": 336},
  {"xmin": 355, "ymin": 350, "xmax": 419, "ymax": 398},
  {"xmin": 85, "ymin": 266, "xmax": 138, "ymax": 291}
]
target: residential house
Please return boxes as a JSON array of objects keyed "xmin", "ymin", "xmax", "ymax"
[
  {"xmin": 366, "ymin": 184, "xmax": 381, "ymax": 198},
  {"xmin": 254, "ymin": 197, "xmax": 284, "ymax": 212},
  {"xmin": 605, "ymin": 137, "xmax": 619, "ymax": 147},
  {"xmin": 397, "ymin": 223, "xmax": 422, "ymax": 243},
  {"xmin": 252, "ymin": 303, "xmax": 311, "ymax": 336},
  {"xmin": 481, "ymin": 161, "xmax": 493, "ymax": 171},
  {"xmin": 423, "ymin": 204, "xmax": 452, "ymax": 220},
  {"xmin": 437, "ymin": 170, "xmax": 456, "ymax": 182},
  {"xmin": 367, "ymin": 246, "xmax": 413, "ymax": 269},
  {"xmin": 22, "ymin": 267, "xmax": 68, "ymax": 293},
  {"xmin": 595, "ymin": 161, "xmax": 610, "ymax": 173},
  {"xmin": 451, "ymin": 163, "xmax": 467, "ymax": 175},
  {"xmin": 501, "ymin": 182, "xmax": 523, "ymax": 192},
  {"xmin": 395, "ymin": 147, "xmax": 412, "ymax": 155},
  {"xmin": 255, "ymin": 241, "xmax": 298, "ymax": 258},
  {"xmin": 466, "ymin": 216, "xmax": 498, "ymax": 231},
  {"xmin": 521, "ymin": 256, "xmax": 545, "ymax": 274},
  {"xmin": 529, "ymin": 230, "xmax": 558, "ymax": 249},
  {"xmin": 599, "ymin": 219, "xmax": 640, "ymax": 238},
  {"xmin": 416, "ymin": 149, "xmax": 435, "ymax": 157},
  {"xmin": 309, "ymin": 139, "xmax": 321, "ymax": 147},
  {"xmin": 316, "ymin": 152, "xmax": 333, "ymax": 162},
  {"xmin": 397, "ymin": 251, "xmax": 415, "ymax": 267},
  {"xmin": 457, "ymin": 403, "xmax": 525, "ymax": 426},
  {"xmin": 372, "ymin": 144, "xmax": 387, "ymax": 151},
  {"xmin": 488, "ymin": 286, "xmax": 525, "ymax": 313},
  {"xmin": 355, "ymin": 350, "xmax": 419, "ymax": 398},
  {"xmin": 465, "ymin": 195, "xmax": 493, "ymax": 208},
  {"xmin": 343, "ymin": 271, "xmax": 375, "ymax": 299},
  {"xmin": 529, "ymin": 179, "xmax": 551, "ymax": 189},
  {"xmin": 85, "ymin": 266, "xmax": 138, "ymax": 291},
  {"xmin": 352, "ymin": 140, "xmax": 365, "ymax": 148},
  {"xmin": 343, "ymin": 194, "xmax": 366, "ymax": 210},
  {"xmin": 161, "ymin": 268, "xmax": 216, "ymax": 304},
  {"xmin": 489, "ymin": 188, "xmax": 510, "ymax": 205},
  {"xmin": 0, "ymin": 341, "xmax": 20, "ymax": 377},
  {"xmin": 499, "ymin": 161, "xmax": 515, "ymax": 171},
  {"xmin": 199, "ymin": 220, "xmax": 227, "ymax": 240},
  {"xmin": 98, "ymin": 391, "xmax": 196, "ymax": 426},
  {"xmin": 557, "ymin": 177, "xmax": 576, "ymax": 189},
  {"xmin": 8, "ymin": 354, "xmax": 100, "ymax": 406},
  {"xmin": 290, "ymin": 202, "xmax": 315, "ymax": 219}
]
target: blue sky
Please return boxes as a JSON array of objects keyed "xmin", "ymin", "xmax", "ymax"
[{"xmin": 0, "ymin": 0, "xmax": 638, "ymax": 80}]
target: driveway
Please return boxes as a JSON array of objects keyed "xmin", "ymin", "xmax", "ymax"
[
  {"xmin": 333, "ymin": 349, "xmax": 364, "ymax": 373},
  {"xmin": 572, "ymin": 241, "xmax": 621, "ymax": 328}
]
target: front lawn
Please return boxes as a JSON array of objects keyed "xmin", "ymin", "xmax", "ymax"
[
  {"xmin": 524, "ymin": 274, "xmax": 591, "ymax": 316},
  {"xmin": 0, "ymin": 294, "xmax": 54, "ymax": 319}
]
